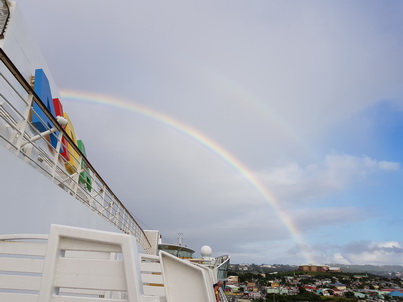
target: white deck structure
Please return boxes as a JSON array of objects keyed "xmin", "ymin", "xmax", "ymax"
[
  {"xmin": 0, "ymin": 224, "xmax": 220, "ymax": 302},
  {"xmin": 0, "ymin": 1, "xmax": 230, "ymax": 301}
]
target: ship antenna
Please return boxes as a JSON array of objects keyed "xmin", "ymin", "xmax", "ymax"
[{"xmin": 178, "ymin": 233, "xmax": 183, "ymax": 246}]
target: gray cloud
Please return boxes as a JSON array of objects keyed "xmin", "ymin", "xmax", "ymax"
[{"xmin": 15, "ymin": 0, "xmax": 403, "ymax": 265}]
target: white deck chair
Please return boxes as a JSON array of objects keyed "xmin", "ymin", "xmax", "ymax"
[{"xmin": 37, "ymin": 224, "xmax": 159, "ymax": 302}]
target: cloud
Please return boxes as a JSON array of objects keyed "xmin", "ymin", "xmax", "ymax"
[
  {"xmin": 284, "ymin": 241, "xmax": 403, "ymax": 266},
  {"xmin": 378, "ymin": 161, "xmax": 400, "ymax": 171},
  {"xmin": 258, "ymin": 153, "xmax": 400, "ymax": 203},
  {"xmin": 14, "ymin": 0, "xmax": 403, "ymax": 266},
  {"xmin": 336, "ymin": 241, "xmax": 403, "ymax": 265}
]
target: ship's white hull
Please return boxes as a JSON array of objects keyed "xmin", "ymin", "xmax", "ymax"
[
  {"xmin": 0, "ymin": 2, "xmax": 150, "ymax": 250},
  {"xmin": 0, "ymin": 145, "xmax": 117, "ymax": 235}
]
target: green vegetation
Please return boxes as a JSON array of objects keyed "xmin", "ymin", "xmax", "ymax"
[{"xmin": 250, "ymin": 293, "xmax": 357, "ymax": 302}]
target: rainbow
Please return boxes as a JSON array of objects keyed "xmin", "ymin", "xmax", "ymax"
[{"xmin": 60, "ymin": 89, "xmax": 315, "ymax": 264}]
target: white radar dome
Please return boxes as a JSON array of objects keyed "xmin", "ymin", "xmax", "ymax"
[{"xmin": 200, "ymin": 245, "xmax": 212, "ymax": 257}]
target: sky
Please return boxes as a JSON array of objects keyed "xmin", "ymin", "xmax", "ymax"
[{"xmin": 14, "ymin": 0, "xmax": 403, "ymax": 266}]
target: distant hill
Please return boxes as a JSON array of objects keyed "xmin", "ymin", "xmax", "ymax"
[
  {"xmin": 230, "ymin": 263, "xmax": 403, "ymax": 276},
  {"xmin": 328, "ymin": 264, "xmax": 403, "ymax": 275}
]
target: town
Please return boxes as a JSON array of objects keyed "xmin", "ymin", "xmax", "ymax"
[{"xmin": 223, "ymin": 264, "xmax": 403, "ymax": 302}]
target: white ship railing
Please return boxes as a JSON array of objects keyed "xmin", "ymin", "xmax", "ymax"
[
  {"xmin": 0, "ymin": 0, "xmax": 9, "ymax": 38},
  {"xmin": 0, "ymin": 225, "xmax": 159, "ymax": 302},
  {"xmin": 0, "ymin": 47, "xmax": 151, "ymax": 251},
  {"xmin": 214, "ymin": 254, "xmax": 231, "ymax": 281},
  {"xmin": 0, "ymin": 224, "xmax": 221, "ymax": 302}
]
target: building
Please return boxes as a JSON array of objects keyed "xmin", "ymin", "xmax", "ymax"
[{"xmin": 298, "ymin": 265, "xmax": 330, "ymax": 272}]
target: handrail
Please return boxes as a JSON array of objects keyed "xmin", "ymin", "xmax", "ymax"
[
  {"xmin": 0, "ymin": 0, "xmax": 10, "ymax": 38},
  {"xmin": 218, "ymin": 287, "xmax": 229, "ymax": 302},
  {"xmin": 0, "ymin": 47, "xmax": 151, "ymax": 251}
]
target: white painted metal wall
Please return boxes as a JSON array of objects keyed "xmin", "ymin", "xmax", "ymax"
[{"xmin": 0, "ymin": 1, "xmax": 150, "ymax": 251}]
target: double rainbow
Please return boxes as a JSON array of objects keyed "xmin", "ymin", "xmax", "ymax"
[{"xmin": 61, "ymin": 89, "xmax": 315, "ymax": 264}]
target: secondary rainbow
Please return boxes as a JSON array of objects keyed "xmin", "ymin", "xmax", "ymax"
[{"xmin": 60, "ymin": 89, "xmax": 315, "ymax": 264}]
